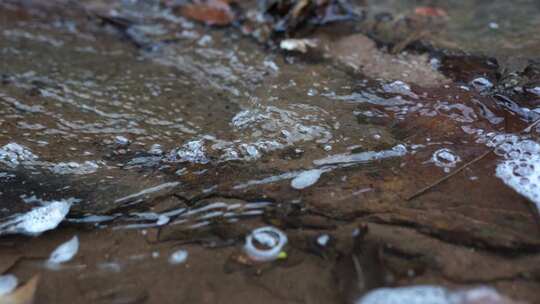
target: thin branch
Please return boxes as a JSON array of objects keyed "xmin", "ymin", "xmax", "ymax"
[
  {"xmin": 407, "ymin": 118, "xmax": 540, "ymax": 201},
  {"xmin": 406, "ymin": 149, "xmax": 492, "ymax": 201}
]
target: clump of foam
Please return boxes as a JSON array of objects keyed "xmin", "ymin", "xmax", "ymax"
[
  {"xmin": 0, "ymin": 201, "xmax": 71, "ymax": 236},
  {"xmin": 0, "ymin": 143, "xmax": 38, "ymax": 167},
  {"xmin": 382, "ymin": 81, "xmax": 418, "ymax": 99},
  {"xmin": 495, "ymin": 138, "xmax": 540, "ymax": 211},
  {"xmin": 356, "ymin": 285, "xmax": 517, "ymax": 304},
  {"xmin": 47, "ymin": 236, "xmax": 79, "ymax": 267},
  {"xmin": 0, "ymin": 274, "xmax": 18, "ymax": 296},
  {"xmin": 49, "ymin": 161, "xmax": 99, "ymax": 175},
  {"xmin": 314, "ymin": 145, "xmax": 407, "ymax": 166},
  {"xmin": 169, "ymin": 249, "xmax": 188, "ymax": 265},
  {"xmin": 357, "ymin": 286, "xmax": 449, "ymax": 304},
  {"xmin": 172, "ymin": 139, "xmax": 209, "ymax": 164},
  {"xmin": 431, "ymin": 148, "xmax": 461, "ymax": 173},
  {"xmin": 291, "ymin": 169, "xmax": 324, "ymax": 189}
]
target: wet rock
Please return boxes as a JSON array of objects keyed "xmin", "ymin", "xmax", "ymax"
[
  {"xmin": 334, "ymin": 225, "xmax": 387, "ymax": 303},
  {"xmin": 322, "ymin": 34, "xmax": 449, "ymax": 87}
]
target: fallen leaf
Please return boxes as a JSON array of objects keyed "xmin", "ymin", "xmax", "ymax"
[
  {"xmin": 0, "ymin": 275, "xmax": 39, "ymax": 304},
  {"xmin": 414, "ymin": 6, "xmax": 448, "ymax": 18},
  {"xmin": 179, "ymin": 0, "xmax": 236, "ymax": 26}
]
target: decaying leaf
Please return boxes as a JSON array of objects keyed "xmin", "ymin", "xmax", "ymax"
[
  {"xmin": 178, "ymin": 0, "xmax": 237, "ymax": 26},
  {"xmin": 0, "ymin": 275, "xmax": 39, "ymax": 304},
  {"xmin": 414, "ymin": 6, "xmax": 448, "ymax": 18}
]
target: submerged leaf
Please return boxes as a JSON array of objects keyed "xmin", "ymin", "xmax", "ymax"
[{"xmin": 179, "ymin": 0, "xmax": 236, "ymax": 26}]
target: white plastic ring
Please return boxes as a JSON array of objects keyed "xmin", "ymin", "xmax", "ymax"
[{"xmin": 243, "ymin": 226, "xmax": 288, "ymax": 262}]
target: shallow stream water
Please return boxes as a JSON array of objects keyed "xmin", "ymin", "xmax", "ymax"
[{"xmin": 1, "ymin": 1, "xmax": 540, "ymax": 303}]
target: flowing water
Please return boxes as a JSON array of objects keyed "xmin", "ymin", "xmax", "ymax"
[{"xmin": 1, "ymin": 0, "xmax": 540, "ymax": 303}]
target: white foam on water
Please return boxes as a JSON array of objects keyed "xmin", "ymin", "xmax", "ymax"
[
  {"xmin": 0, "ymin": 142, "xmax": 38, "ymax": 167},
  {"xmin": 317, "ymin": 234, "xmax": 330, "ymax": 247},
  {"xmin": 115, "ymin": 135, "xmax": 130, "ymax": 145},
  {"xmin": 169, "ymin": 249, "xmax": 188, "ymax": 265},
  {"xmin": 495, "ymin": 139, "xmax": 540, "ymax": 211},
  {"xmin": 357, "ymin": 285, "xmax": 450, "ymax": 304},
  {"xmin": 0, "ymin": 274, "xmax": 17, "ymax": 296},
  {"xmin": 49, "ymin": 161, "xmax": 99, "ymax": 175},
  {"xmin": 382, "ymin": 81, "xmax": 418, "ymax": 99},
  {"xmin": 156, "ymin": 215, "xmax": 170, "ymax": 226},
  {"xmin": 356, "ymin": 285, "xmax": 511, "ymax": 304},
  {"xmin": 47, "ymin": 235, "xmax": 79, "ymax": 267},
  {"xmin": 291, "ymin": 169, "xmax": 324, "ymax": 189},
  {"xmin": 314, "ymin": 145, "xmax": 407, "ymax": 166},
  {"xmin": 279, "ymin": 38, "xmax": 318, "ymax": 53},
  {"xmin": 67, "ymin": 214, "xmax": 118, "ymax": 223},
  {"xmin": 0, "ymin": 200, "xmax": 72, "ymax": 236},
  {"xmin": 114, "ymin": 182, "xmax": 180, "ymax": 204},
  {"xmin": 471, "ymin": 77, "xmax": 493, "ymax": 91},
  {"xmin": 173, "ymin": 139, "xmax": 209, "ymax": 164},
  {"xmin": 233, "ymin": 171, "xmax": 301, "ymax": 190}
]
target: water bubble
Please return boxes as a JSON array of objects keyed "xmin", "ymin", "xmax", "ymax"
[
  {"xmin": 488, "ymin": 22, "xmax": 499, "ymax": 29},
  {"xmin": 169, "ymin": 249, "xmax": 188, "ymax": 265},
  {"xmin": 307, "ymin": 88, "xmax": 318, "ymax": 96},
  {"xmin": 317, "ymin": 234, "xmax": 330, "ymax": 247}
]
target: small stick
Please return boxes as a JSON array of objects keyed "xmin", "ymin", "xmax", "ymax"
[{"xmin": 406, "ymin": 149, "xmax": 492, "ymax": 201}]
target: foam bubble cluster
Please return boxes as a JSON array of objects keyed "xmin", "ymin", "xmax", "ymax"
[
  {"xmin": 0, "ymin": 201, "xmax": 72, "ymax": 236},
  {"xmin": 0, "ymin": 142, "xmax": 38, "ymax": 167},
  {"xmin": 172, "ymin": 139, "xmax": 209, "ymax": 164},
  {"xmin": 291, "ymin": 169, "xmax": 324, "ymax": 189},
  {"xmin": 495, "ymin": 138, "xmax": 540, "ymax": 210},
  {"xmin": 49, "ymin": 161, "xmax": 99, "ymax": 175},
  {"xmin": 47, "ymin": 235, "xmax": 79, "ymax": 266},
  {"xmin": 169, "ymin": 249, "xmax": 188, "ymax": 265},
  {"xmin": 0, "ymin": 274, "xmax": 18, "ymax": 296},
  {"xmin": 357, "ymin": 285, "xmax": 515, "ymax": 304}
]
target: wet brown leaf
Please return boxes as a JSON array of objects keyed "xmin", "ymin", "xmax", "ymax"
[
  {"xmin": 414, "ymin": 6, "xmax": 448, "ymax": 18},
  {"xmin": 0, "ymin": 275, "xmax": 39, "ymax": 304},
  {"xmin": 179, "ymin": 0, "xmax": 236, "ymax": 26}
]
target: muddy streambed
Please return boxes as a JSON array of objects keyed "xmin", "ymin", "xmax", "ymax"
[{"xmin": 1, "ymin": 0, "xmax": 540, "ymax": 303}]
